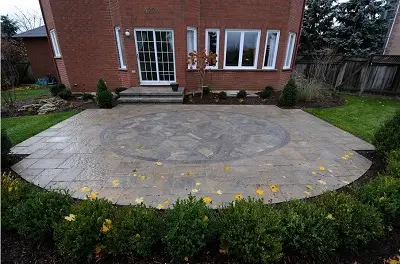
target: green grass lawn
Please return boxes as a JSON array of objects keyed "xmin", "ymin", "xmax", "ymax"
[
  {"xmin": 2, "ymin": 111, "xmax": 79, "ymax": 146},
  {"xmin": 2, "ymin": 87, "xmax": 50, "ymax": 103},
  {"xmin": 305, "ymin": 94, "xmax": 400, "ymax": 143}
]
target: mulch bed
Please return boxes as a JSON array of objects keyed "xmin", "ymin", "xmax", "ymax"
[
  {"xmin": 1, "ymin": 95, "xmax": 98, "ymax": 118},
  {"xmin": 183, "ymin": 92, "xmax": 346, "ymax": 109},
  {"xmin": 1, "ymin": 150, "xmax": 399, "ymax": 264}
]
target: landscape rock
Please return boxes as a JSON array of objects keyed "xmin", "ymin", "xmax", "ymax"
[
  {"xmin": 38, "ymin": 103, "xmax": 57, "ymax": 115},
  {"xmin": 39, "ymin": 97, "xmax": 66, "ymax": 106},
  {"xmin": 17, "ymin": 104, "xmax": 43, "ymax": 112}
]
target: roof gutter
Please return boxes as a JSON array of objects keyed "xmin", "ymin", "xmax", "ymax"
[{"xmin": 383, "ymin": 0, "xmax": 400, "ymax": 55}]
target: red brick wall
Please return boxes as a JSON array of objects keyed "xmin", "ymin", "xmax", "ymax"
[
  {"xmin": 23, "ymin": 38, "xmax": 57, "ymax": 80},
  {"xmin": 40, "ymin": 0, "xmax": 305, "ymax": 92}
]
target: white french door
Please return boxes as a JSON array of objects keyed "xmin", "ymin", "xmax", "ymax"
[{"xmin": 134, "ymin": 29, "xmax": 176, "ymax": 85}]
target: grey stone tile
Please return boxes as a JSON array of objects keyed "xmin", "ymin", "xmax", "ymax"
[
  {"xmin": 32, "ymin": 169, "xmax": 63, "ymax": 187},
  {"xmin": 52, "ymin": 167, "xmax": 84, "ymax": 182},
  {"xmin": 26, "ymin": 149, "xmax": 54, "ymax": 159},
  {"xmin": 19, "ymin": 168, "xmax": 44, "ymax": 180},
  {"xmin": 11, "ymin": 159, "xmax": 39, "ymax": 174},
  {"xmin": 29, "ymin": 158, "xmax": 67, "ymax": 169}
]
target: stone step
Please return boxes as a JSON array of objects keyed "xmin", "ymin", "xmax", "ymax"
[
  {"xmin": 120, "ymin": 87, "xmax": 184, "ymax": 97},
  {"xmin": 118, "ymin": 96, "xmax": 183, "ymax": 104}
]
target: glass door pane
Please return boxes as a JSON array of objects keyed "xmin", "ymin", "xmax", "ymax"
[
  {"xmin": 155, "ymin": 30, "xmax": 175, "ymax": 82},
  {"xmin": 136, "ymin": 30, "xmax": 158, "ymax": 81}
]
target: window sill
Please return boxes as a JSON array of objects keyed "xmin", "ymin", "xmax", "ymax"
[
  {"xmin": 282, "ymin": 67, "xmax": 293, "ymax": 71},
  {"xmin": 186, "ymin": 69, "xmax": 279, "ymax": 72},
  {"xmin": 54, "ymin": 56, "xmax": 62, "ymax": 59},
  {"xmin": 262, "ymin": 68, "xmax": 278, "ymax": 72},
  {"xmin": 118, "ymin": 68, "xmax": 127, "ymax": 71}
]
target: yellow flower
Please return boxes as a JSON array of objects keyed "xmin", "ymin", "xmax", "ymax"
[
  {"xmin": 105, "ymin": 219, "xmax": 112, "ymax": 225},
  {"xmin": 191, "ymin": 188, "xmax": 199, "ymax": 193},
  {"xmin": 64, "ymin": 214, "xmax": 76, "ymax": 222},
  {"xmin": 234, "ymin": 193, "xmax": 243, "ymax": 200},
  {"xmin": 203, "ymin": 215, "xmax": 209, "ymax": 221},
  {"xmin": 135, "ymin": 233, "xmax": 141, "ymax": 239},
  {"xmin": 88, "ymin": 191, "xmax": 99, "ymax": 200},
  {"xmin": 256, "ymin": 188, "xmax": 264, "ymax": 196},
  {"xmin": 224, "ymin": 165, "xmax": 231, "ymax": 172},
  {"xmin": 326, "ymin": 214, "xmax": 335, "ymax": 220},
  {"xmin": 203, "ymin": 197, "xmax": 212, "ymax": 204},
  {"xmin": 80, "ymin": 186, "xmax": 90, "ymax": 193},
  {"xmin": 216, "ymin": 189, "xmax": 223, "ymax": 195},
  {"xmin": 304, "ymin": 191, "xmax": 312, "ymax": 196},
  {"xmin": 184, "ymin": 257, "xmax": 189, "ymax": 262},
  {"xmin": 157, "ymin": 204, "xmax": 164, "ymax": 209},
  {"xmin": 112, "ymin": 179, "xmax": 119, "ymax": 186},
  {"xmin": 101, "ymin": 219, "xmax": 112, "ymax": 233},
  {"xmin": 155, "ymin": 161, "xmax": 163, "ymax": 166},
  {"xmin": 269, "ymin": 184, "xmax": 280, "ymax": 193},
  {"xmin": 306, "ymin": 185, "xmax": 314, "ymax": 190},
  {"xmin": 319, "ymin": 166, "xmax": 325, "ymax": 171},
  {"xmin": 8, "ymin": 186, "xmax": 13, "ymax": 192}
]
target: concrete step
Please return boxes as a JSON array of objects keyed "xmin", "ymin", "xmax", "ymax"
[
  {"xmin": 118, "ymin": 96, "xmax": 183, "ymax": 104},
  {"xmin": 120, "ymin": 87, "xmax": 184, "ymax": 97}
]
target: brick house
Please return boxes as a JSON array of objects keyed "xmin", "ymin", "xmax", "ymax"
[
  {"xmin": 384, "ymin": 0, "xmax": 400, "ymax": 55},
  {"xmin": 39, "ymin": 0, "xmax": 305, "ymax": 92},
  {"xmin": 13, "ymin": 26, "xmax": 58, "ymax": 81}
]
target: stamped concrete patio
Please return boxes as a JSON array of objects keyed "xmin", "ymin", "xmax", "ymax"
[{"xmin": 11, "ymin": 105, "xmax": 374, "ymax": 207}]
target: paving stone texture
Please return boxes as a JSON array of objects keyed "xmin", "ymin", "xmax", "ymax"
[{"xmin": 11, "ymin": 105, "xmax": 374, "ymax": 208}]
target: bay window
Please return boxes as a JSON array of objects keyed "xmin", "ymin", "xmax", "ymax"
[
  {"xmin": 263, "ymin": 30, "xmax": 280, "ymax": 69},
  {"xmin": 224, "ymin": 30, "xmax": 261, "ymax": 69}
]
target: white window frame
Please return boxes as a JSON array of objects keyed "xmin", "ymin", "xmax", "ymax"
[
  {"xmin": 187, "ymin": 27, "xmax": 197, "ymax": 69},
  {"xmin": 223, "ymin": 29, "xmax": 261, "ymax": 70},
  {"xmin": 114, "ymin": 26, "xmax": 126, "ymax": 69},
  {"xmin": 49, "ymin": 29, "xmax": 61, "ymax": 57},
  {"xmin": 283, "ymin": 32, "xmax": 296, "ymax": 69},
  {"xmin": 262, "ymin": 30, "xmax": 280, "ymax": 70},
  {"xmin": 205, "ymin": 28, "xmax": 220, "ymax": 69}
]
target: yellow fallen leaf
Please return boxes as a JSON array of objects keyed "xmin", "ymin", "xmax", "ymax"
[
  {"xmin": 216, "ymin": 189, "xmax": 223, "ymax": 195},
  {"xmin": 234, "ymin": 193, "xmax": 243, "ymax": 200},
  {"xmin": 131, "ymin": 172, "xmax": 137, "ymax": 177},
  {"xmin": 203, "ymin": 196, "xmax": 212, "ymax": 204},
  {"xmin": 192, "ymin": 188, "xmax": 199, "ymax": 193},
  {"xmin": 319, "ymin": 166, "xmax": 325, "ymax": 171},
  {"xmin": 306, "ymin": 185, "xmax": 314, "ymax": 190},
  {"xmin": 186, "ymin": 172, "xmax": 193, "ymax": 176},
  {"xmin": 80, "ymin": 186, "xmax": 90, "ymax": 193},
  {"xmin": 163, "ymin": 199, "xmax": 169, "ymax": 204},
  {"xmin": 256, "ymin": 188, "xmax": 264, "ymax": 196},
  {"xmin": 266, "ymin": 163, "xmax": 273, "ymax": 166},
  {"xmin": 135, "ymin": 197, "xmax": 144, "ymax": 204},
  {"xmin": 156, "ymin": 204, "xmax": 163, "ymax": 209},
  {"xmin": 112, "ymin": 179, "xmax": 119, "ymax": 186},
  {"xmin": 140, "ymin": 175, "xmax": 146, "ymax": 180},
  {"xmin": 269, "ymin": 184, "xmax": 280, "ymax": 193},
  {"xmin": 318, "ymin": 180, "xmax": 327, "ymax": 185},
  {"xmin": 155, "ymin": 161, "xmax": 163, "ymax": 166},
  {"xmin": 341, "ymin": 156, "xmax": 348, "ymax": 160},
  {"xmin": 120, "ymin": 146, "xmax": 125, "ymax": 149},
  {"xmin": 196, "ymin": 181, "xmax": 201, "ymax": 186},
  {"xmin": 344, "ymin": 154, "xmax": 350, "ymax": 158},
  {"xmin": 328, "ymin": 169, "xmax": 333, "ymax": 173},
  {"xmin": 348, "ymin": 152, "xmax": 354, "ymax": 156},
  {"xmin": 136, "ymin": 144, "xmax": 144, "ymax": 149},
  {"xmin": 342, "ymin": 180, "xmax": 350, "ymax": 184},
  {"xmin": 160, "ymin": 175, "xmax": 165, "ymax": 179},
  {"xmin": 311, "ymin": 171, "xmax": 317, "ymax": 175},
  {"xmin": 224, "ymin": 165, "xmax": 231, "ymax": 172},
  {"xmin": 8, "ymin": 186, "xmax": 13, "ymax": 192},
  {"xmin": 304, "ymin": 190, "xmax": 312, "ymax": 195}
]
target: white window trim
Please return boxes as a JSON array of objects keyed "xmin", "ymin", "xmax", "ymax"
[
  {"xmin": 283, "ymin": 32, "xmax": 296, "ymax": 69},
  {"xmin": 223, "ymin": 29, "xmax": 261, "ymax": 70},
  {"xmin": 49, "ymin": 29, "xmax": 61, "ymax": 57},
  {"xmin": 205, "ymin": 28, "xmax": 220, "ymax": 69},
  {"xmin": 187, "ymin": 27, "xmax": 197, "ymax": 69},
  {"xmin": 114, "ymin": 26, "xmax": 126, "ymax": 69},
  {"xmin": 262, "ymin": 30, "xmax": 280, "ymax": 70}
]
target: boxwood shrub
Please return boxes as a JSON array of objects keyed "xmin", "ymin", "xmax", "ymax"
[
  {"xmin": 162, "ymin": 195, "xmax": 215, "ymax": 261},
  {"xmin": 387, "ymin": 149, "xmax": 400, "ymax": 178},
  {"xmin": 373, "ymin": 110, "xmax": 400, "ymax": 155},
  {"xmin": 53, "ymin": 198, "xmax": 115, "ymax": 261},
  {"xmin": 104, "ymin": 205, "xmax": 162, "ymax": 257},
  {"xmin": 96, "ymin": 78, "xmax": 113, "ymax": 108},
  {"xmin": 259, "ymin": 86, "xmax": 273, "ymax": 99},
  {"xmin": 218, "ymin": 198, "xmax": 284, "ymax": 263},
  {"xmin": 316, "ymin": 192, "xmax": 384, "ymax": 250},
  {"xmin": 49, "ymin": 83, "xmax": 67, "ymax": 96},
  {"xmin": 279, "ymin": 77, "xmax": 298, "ymax": 107},
  {"xmin": 356, "ymin": 175, "xmax": 400, "ymax": 226},
  {"xmin": 280, "ymin": 200, "xmax": 339, "ymax": 259}
]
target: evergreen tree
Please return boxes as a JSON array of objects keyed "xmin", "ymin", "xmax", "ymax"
[
  {"xmin": 1, "ymin": 15, "xmax": 19, "ymax": 38},
  {"xmin": 333, "ymin": 0, "xmax": 389, "ymax": 56},
  {"xmin": 299, "ymin": 0, "xmax": 337, "ymax": 54}
]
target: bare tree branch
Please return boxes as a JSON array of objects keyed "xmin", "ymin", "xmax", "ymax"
[{"xmin": 12, "ymin": 6, "xmax": 43, "ymax": 31}]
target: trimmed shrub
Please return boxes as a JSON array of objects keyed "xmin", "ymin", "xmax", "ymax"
[
  {"xmin": 373, "ymin": 110, "xmax": 400, "ymax": 155},
  {"xmin": 162, "ymin": 195, "xmax": 215, "ymax": 260},
  {"xmin": 58, "ymin": 88, "xmax": 72, "ymax": 100},
  {"xmin": 279, "ymin": 77, "xmax": 298, "ymax": 107},
  {"xmin": 316, "ymin": 192, "xmax": 384, "ymax": 250},
  {"xmin": 1, "ymin": 128, "xmax": 12, "ymax": 163},
  {"xmin": 49, "ymin": 83, "xmax": 66, "ymax": 96},
  {"xmin": 387, "ymin": 149, "xmax": 400, "ymax": 178},
  {"xmin": 259, "ymin": 86, "xmax": 273, "ymax": 99},
  {"xmin": 281, "ymin": 200, "xmax": 339, "ymax": 259},
  {"xmin": 53, "ymin": 198, "xmax": 115, "ymax": 261},
  {"xmin": 218, "ymin": 198, "xmax": 283, "ymax": 263},
  {"xmin": 1, "ymin": 173, "xmax": 37, "ymax": 229},
  {"xmin": 236, "ymin": 90, "xmax": 247, "ymax": 98},
  {"xmin": 115, "ymin": 87, "xmax": 128, "ymax": 96},
  {"xmin": 104, "ymin": 205, "xmax": 161, "ymax": 257},
  {"xmin": 13, "ymin": 190, "xmax": 73, "ymax": 241},
  {"xmin": 96, "ymin": 78, "xmax": 113, "ymax": 108},
  {"xmin": 202, "ymin": 86, "xmax": 211, "ymax": 96},
  {"xmin": 357, "ymin": 176, "xmax": 400, "ymax": 226},
  {"xmin": 217, "ymin": 91, "xmax": 228, "ymax": 99},
  {"xmin": 81, "ymin": 93, "xmax": 94, "ymax": 101}
]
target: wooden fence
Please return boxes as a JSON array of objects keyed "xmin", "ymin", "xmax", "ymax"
[{"xmin": 295, "ymin": 55, "xmax": 400, "ymax": 95}]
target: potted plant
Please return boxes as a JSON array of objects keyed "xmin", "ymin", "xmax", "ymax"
[{"xmin": 170, "ymin": 82, "xmax": 179, "ymax": 91}]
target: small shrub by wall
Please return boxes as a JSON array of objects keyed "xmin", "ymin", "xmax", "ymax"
[
  {"xmin": 373, "ymin": 110, "xmax": 400, "ymax": 155},
  {"xmin": 387, "ymin": 149, "xmax": 400, "ymax": 178},
  {"xmin": 259, "ymin": 86, "xmax": 273, "ymax": 99},
  {"xmin": 96, "ymin": 78, "xmax": 113, "ymax": 108},
  {"xmin": 49, "ymin": 83, "xmax": 67, "ymax": 96},
  {"xmin": 279, "ymin": 77, "xmax": 298, "ymax": 107}
]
